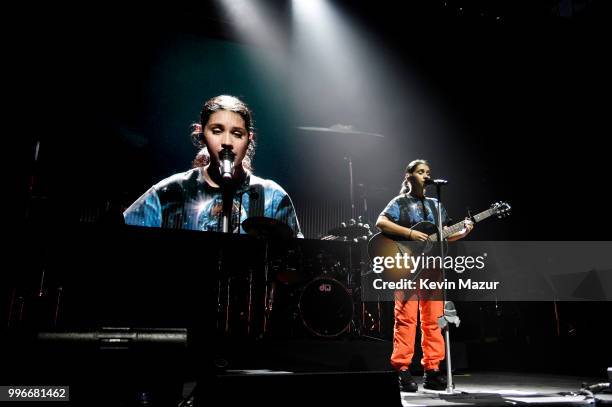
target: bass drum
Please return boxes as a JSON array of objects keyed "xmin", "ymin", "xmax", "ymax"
[{"xmin": 298, "ymin": 278, "xmax": 353, "ymax": 338}]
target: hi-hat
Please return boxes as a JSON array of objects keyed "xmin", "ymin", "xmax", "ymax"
[
  {"xmin": 297, "ymin": 124, "xmax": 384, "ymax": 138},
  {"xmin": 327, "ymin": 223, "xmax": 371, "ymax": 240}
]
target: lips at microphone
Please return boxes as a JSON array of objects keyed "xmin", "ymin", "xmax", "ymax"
[{"xmin": 219, "ymin": 148, "xmax": 236, "ymax": 180}]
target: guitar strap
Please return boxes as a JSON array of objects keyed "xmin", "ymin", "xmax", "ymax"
[
  {"xmin": 421, "ymin": 198, "xmax": 430, "ymax": 221},
  {"xmin": 247, "ymin": 184, "xmax": 265, "ymax": 218},
  {"xmin": 427, "ymin": 198, "xmax": 452, "ymax": 227}
]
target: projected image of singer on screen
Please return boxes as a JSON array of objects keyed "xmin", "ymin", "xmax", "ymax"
[{"xmin": 124, "ymin": 95, "xmax": 303, "ymax": 238}]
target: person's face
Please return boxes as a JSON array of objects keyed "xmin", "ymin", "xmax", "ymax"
[
  {"xmin": 203, "ymin": 110, "xmax": 252, "ymax": 167},
  {"xmin": 408, "ymin": 164, "xmax": 431, "ymax": 188}
]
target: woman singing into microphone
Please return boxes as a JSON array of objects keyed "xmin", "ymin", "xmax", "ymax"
[
  {"xmin": 124, "ymin": 94, "xmax": 303, "ymax": 237},
  {"xmin": 376, "ymin": 159, "xmax": 473, "ymax": 392}
]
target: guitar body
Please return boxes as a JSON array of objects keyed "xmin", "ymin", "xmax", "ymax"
[
  {"xmin": 367, "ymin": 201, "xmax": 511, "ymax": 282},
  {"xmin": 411, "ymin": 221, "xmax": 439, "ymax": 236},
  {"xmin": 367, "ymin": 225, "xmax": 445, "ymax": 282},
  {"xmin": 368, "ymin": 221, "xmax": 444, "ymax": 259}
]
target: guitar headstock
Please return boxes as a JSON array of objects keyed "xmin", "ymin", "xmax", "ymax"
[{"xmin": 491, "ymin": 201, "xmax": 511, "ymax": 219}]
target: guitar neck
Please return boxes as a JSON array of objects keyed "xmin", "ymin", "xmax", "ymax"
[{"xmin": 429, "ymin": 207, "xmax": 496, "ymax": 241}]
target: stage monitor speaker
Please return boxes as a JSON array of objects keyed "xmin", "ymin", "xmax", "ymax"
[{"xmin": 37, "ymin": 327, "xmax": 188, "ymax": 350}]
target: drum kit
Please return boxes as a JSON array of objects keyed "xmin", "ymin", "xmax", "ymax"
[
  {"xmin": 216, "ymin": 124, "xmax": 383, "ymax": 339},
  {"xmin": 236, "ymin": 216, "xmax": 359, "ymax": 338}
]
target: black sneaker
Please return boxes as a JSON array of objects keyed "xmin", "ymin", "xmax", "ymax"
[
  {"xmin": 423, "ymin": 369, "xmax": 448, "ymax": 391},
  {"xmin": 398, "ymin": 369, "xmax": 418, "ymax": 392}
]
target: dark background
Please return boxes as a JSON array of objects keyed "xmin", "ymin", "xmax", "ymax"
[
  {"xmin": 13, "ymin": 0, "xmax": 612, "ymax": 377},
  {"xmin": 20, "ymin": 0, "xmax": 612, "ymax": 240}
]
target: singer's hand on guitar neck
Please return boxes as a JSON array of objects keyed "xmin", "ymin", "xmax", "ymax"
[
  {"xmin": 447, "ymin": 218, "xmax": 474, "ymax": 241},
  {"xmin": 465, "ymin": 219, "xmax": 474, "ymax": 233}
]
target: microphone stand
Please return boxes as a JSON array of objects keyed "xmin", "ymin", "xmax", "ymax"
[
  {"xmin": 221, "ymin": 186, "xmax": 233, "ymax": 234},
  {"xmin": 220, "ymin": 181, "xmax": 233, "ymax": 338},
  {"xmin": 433, "ymin": 182, "xmax": 460, "ymax": 394},
  {"xmin": 217, "ymin": 156, "xmax": 235, "ymax": 340},
  {"xmin": 219, "ymin": 149, "xmax": 236, "ymax": 234}
]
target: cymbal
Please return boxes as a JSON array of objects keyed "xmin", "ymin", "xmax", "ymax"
[
  {"xmin": 242, "ymin": 216, "xmax": 294, "ymax": 239},
  {"xmin": 297, "ymin": 124, "xmax": 384, "ymax": 138}
]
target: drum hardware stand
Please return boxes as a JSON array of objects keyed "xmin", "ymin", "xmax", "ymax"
[
  {"xmin": 18, "ymin": 139, "xmax": 56, "ymax": 330},
  {"xmin": 6, "ymin": 287, "xmax": 23, "ymax": 329},
  {"xmin": 53, "ymin": 286, "xmax": 62, "ymax": 328},
  {"xmin": 360, "ymin": 292, "xmax": 383, "ymax": 335},
  {"xmin": 37, "ymin": 268, "xmax": 62, "ymax": 328},
  {"xmin": 344, "ymin": 155, "xmax": 356, "ymax": 220},
  {"xmin": 261, "ymin": 240, "xmax": 276, "ymax": 337},
  {"xmin": 214, "ymin": 251, "xmax": 232, "ymax": 336},
  {"xmin": 225, "ymin": 276, "xmax": 232, "ymax": 336},
  {"xmin": 215, "ymin": 249, "xmax": 224, "ymax": 333},
  {"xmin": 341, "ymin": 154, "xmax": 376, "ymax": 338},
  {"xmin": 247, "ymin": 268, "xmax": 254, "ymax": 337}
]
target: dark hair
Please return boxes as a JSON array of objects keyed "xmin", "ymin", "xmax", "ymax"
[
  {"xmin": 190, "ymin": 95, "xmax": 256, "ymax": 171},
  {"xmin": 400, "ymin": 159, "xmax": 430, "ymax": 194}
]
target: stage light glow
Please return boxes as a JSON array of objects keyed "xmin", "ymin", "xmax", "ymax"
[
  {"xmin": 289, "ymin": 0, "xmax": 466, "ymax": 218},
  {"xmin": 292, "ymin": 0, "xmax": 328, "ymax": 19},
  {"xmin": 215, "ymin": 0, "xmax": 285, "ymax": 49}
]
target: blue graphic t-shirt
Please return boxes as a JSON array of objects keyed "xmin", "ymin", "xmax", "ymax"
[
  {"xmin": 124, "ymin": 168, "xmax": 303, "ymax": 238},
  {"xmin": 380, "ymin": 194, "xmax": 450, "ymax": 229}
]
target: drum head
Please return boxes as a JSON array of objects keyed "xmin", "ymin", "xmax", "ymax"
[{"xmin": 298, "ymin": 278, "xmax": 353, "ymax": 337}]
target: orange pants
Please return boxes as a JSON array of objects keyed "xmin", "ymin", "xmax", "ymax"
[{"xmin": 390, "ymin": 291, "xmax": 445, "ymax": 371}]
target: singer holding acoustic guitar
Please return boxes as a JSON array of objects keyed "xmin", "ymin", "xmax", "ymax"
[
  {"xmin": 375, "ymin": 159, "xmax": 473, "ymax": 392},
  {"xmin": 124, "ymin": 95, "xmax": 303, "ymax": 238}
]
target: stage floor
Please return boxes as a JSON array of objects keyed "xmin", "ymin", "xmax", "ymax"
[
  {"xmin": 401, "ymin": 371, "xmax": 609, "ymax": 406},
  {"xmin": 187, "ymin": 370, "xmax": 609, "ymax": 406}
]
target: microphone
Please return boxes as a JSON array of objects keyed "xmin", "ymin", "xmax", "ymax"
[
  {"xmin": 424, "ymin": 178, "xmax": 448, "ymax": 185},
  {"xmin": 219, "ymin": 148, "xmax": 236, "ymax": 181}
]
